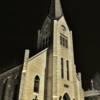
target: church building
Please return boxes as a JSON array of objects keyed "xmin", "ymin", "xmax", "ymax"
[{"xmin": 0, "ymin": 0, "xmax": 85, "ymax": 100}]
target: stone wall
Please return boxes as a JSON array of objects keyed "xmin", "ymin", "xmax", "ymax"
[{"xmin": 0, "ymin": 65, "xmax": 22, "ymax": 100}]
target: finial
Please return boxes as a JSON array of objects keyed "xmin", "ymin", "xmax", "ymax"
[{"xmin": 91, "ymin": 79, "xmax": 94, "ymax": 90}]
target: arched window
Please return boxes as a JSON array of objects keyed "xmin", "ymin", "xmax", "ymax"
[
  {"xmin": 61, "ymin": 25, "xmax": 66, "ymax": 32},
  {"xmin": 34, "ymin": 75, "xmax": 40, "ymax": 93},
  {"xmin": 63, "ymin": 93, "xmax": 70, "ymax": 100}
]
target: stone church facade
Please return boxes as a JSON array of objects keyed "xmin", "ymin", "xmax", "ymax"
[{"xmin": 0, "ymin": 0, "xmax": 85, "ymax": 100}]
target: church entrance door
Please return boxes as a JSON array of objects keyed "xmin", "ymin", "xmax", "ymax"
[{"xmin": 63, "ymin": 93, "xmax": 70, "ymax": 100}]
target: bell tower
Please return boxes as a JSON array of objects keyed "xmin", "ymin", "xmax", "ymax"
[
  {"xmin": 37, "ymin": 0, "xmax": 64, "ymax": 50},
  {"xmin": 37, "ymin": 0, "xmax": 80, "ymax": 100}
]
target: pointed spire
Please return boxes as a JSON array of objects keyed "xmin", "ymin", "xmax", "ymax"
[{"xmin": 48, "ymin": 0, "xmax": 63, "ymax": 19}]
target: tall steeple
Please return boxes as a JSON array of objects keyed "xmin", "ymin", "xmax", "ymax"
[{"xmin": 48, "ymin": 0, "xmax": 63, "ymax": 19}]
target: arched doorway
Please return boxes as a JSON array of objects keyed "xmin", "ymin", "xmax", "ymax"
[{"xmin": 63, "ymin": 93, "xmax": 70, "ymax": 100}]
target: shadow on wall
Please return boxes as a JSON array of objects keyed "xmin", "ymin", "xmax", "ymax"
[{"xmin": 93, "ymin": 72, "xmax": 100, "ymax": 90}]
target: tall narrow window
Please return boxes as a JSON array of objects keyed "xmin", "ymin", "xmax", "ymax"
[
  {"xmin": 61, "ymin": 58, "xmax": 64, "ymax": 78},
  {"xmin": 60, "ymin": 36, "xmax": 63, "ymax": 45},
  {"xmin": 65, "ymin": 39, "xmax": 68, "ymax": 48},
  {"xmin": 34, "ymin": 75, "xmax": 40, "ymax": 93},
  {"xmin": 49, "ymin": 36, "xmax": 51, "ymax": 45},
  {"xmin": 46, "ymin": 38, "xmax": 48, "ymax": 46},
  {"xmin": 1, "ymin": 80, "xmax": 7, "ymax": 100},
  {"xmin": 43, "ymin": 39, "xmax": 45, "ymax": 48},
  {"xmin": 66, "ymin": 60, "xmax": 69, "ymax": 80},
  {"xmin": 60, "ymin": 35, "xmax": 68, "ymax": 48},
  {"xmin": 62, "ymin": 38, "xmax": 65, "ymax": 46},
  {"xmin": 13, "ymin": 76, "xmax": 20, "ymax": 100}
]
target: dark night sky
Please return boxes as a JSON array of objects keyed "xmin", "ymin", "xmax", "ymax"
[{"xmin": 0, "ymin": 0, "xmax": 100, "ymax": 90}]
